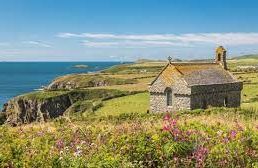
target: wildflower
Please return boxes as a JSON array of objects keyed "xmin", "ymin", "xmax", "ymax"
[
  {"xmin": 193, "ymin": 146, "xmax": 209, "ymax": 167},
  {"xmin": 163, "ymin": 113, "xmax": 171, "ymax": 121},
  {"xmin": 172, "ymin": 128, "xmax": 181, "ymax": 138},
  {"xmin": 81, "ymin": 140, "xmax": 86, "ymax": 145},
  {"xmin": 64, "ymin": 146, "xmax": 69, "ymax": 151},
  {"xmin": 217, "ymin": 130, "xmax": 223, "ymax": 136},
  {"xmin": 163, "ymin": 124, "xmax": 170, "ymax": 131},
  {"xmin": 186, "ymin": 130, "xmax": 193, "ymax": 136},
  {"xmin": 223, "ymin": 137, "xmax": 229, "ymax": 143},
  {"xmin": 56, "ymin": 139, "xmax": 64, "ymax": 150},
  {"xmin": 229, "ymin": 130, "xmax": 237, "ymax": 139},
  {"xmin": 74, "ymin": 146, "xmax": 82, "ymax": 157},
  {"xmin": 170, "ymin": 119, "xmax": 177, "ymax": 127}
]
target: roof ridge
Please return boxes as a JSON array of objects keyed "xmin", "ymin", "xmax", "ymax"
[{"xmin": 171, "ymin": 62, "xmax": 218, "ymax": 65}]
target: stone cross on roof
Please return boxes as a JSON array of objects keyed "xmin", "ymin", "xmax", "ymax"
[{"xmin": 168, "ymin": 56, "xmax": 173, "ymax": 63}]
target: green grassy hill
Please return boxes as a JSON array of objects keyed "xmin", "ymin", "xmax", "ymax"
[{"xmin": 232, "ymin": 54, "xmax": 258, "ymax": 60}]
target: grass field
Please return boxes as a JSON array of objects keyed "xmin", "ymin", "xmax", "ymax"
[{"xmin": 95, "ymin": 92, "xmax": 149, "ymax": 117}]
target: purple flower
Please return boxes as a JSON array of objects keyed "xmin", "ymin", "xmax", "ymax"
[
  {"xmin": 229, "ymin": 130, "xmax": 237, "ymax": 139},
  {"xmin": 56, "ymin": 139, "xmax": 64, "ymax": 150},
  {"xmin": 193, "ymin": 146, "xmax": 209, "ymax": 167},
  {"xmin": 223, "ymin": 137, "xmax": 229, "ymax": 143},
  {"xmin": 74, "ymin": 146, "xmax": 82, "ymax": 157}
]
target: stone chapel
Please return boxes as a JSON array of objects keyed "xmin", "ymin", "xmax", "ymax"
[{"xmin": 149, "ymin": 46, "xmax": 243, "ymax": 112}]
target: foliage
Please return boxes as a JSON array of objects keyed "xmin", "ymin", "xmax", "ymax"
[
  {"xmin": 0, "ymin": 112, "xmax": 6, "ymax": 125},
  {"xmin": 0, "ymin": 110, "xmax": 258, "ymax": 167}
]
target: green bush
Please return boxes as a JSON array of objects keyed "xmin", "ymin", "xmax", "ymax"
[{"xmin": 0, "ymin": 112, "xmax": 6, "ymax": 125}]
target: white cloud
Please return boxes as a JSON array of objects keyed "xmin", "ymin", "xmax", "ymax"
[
  {"xmin": 174, "ymin": 33, "xmax": 258, "ymax": 45},
  {"xmin": 82, "ymin": 40, "xmax": 190, "ymax": 48},
  {"xmin": 58, "ymin": 32, "xmax": 179, "ymax": 40},
  {"xmin": 57, "ymin": 33, "xmax": 84, "ymax": 38},
  {"xmin": 58, "ymin": 32, "xmax": 258, "ymax": 46},
  {"xmin": 22, "ymin": 41, "xmax": 52, "ymax": 48},
  {"xmin": 82, "ymin": 41, "xmax": 119, "ymax": 47}
]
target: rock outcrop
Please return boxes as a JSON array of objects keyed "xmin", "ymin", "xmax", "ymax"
[
  {"xmin": 1, "ymin": 89, "xmax": 131, "ymax": 126},
  {"xmin": 2, "ymin": 94, "xmax": 71, "ymax": 126}
]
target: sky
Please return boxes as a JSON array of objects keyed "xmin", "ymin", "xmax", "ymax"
[{"xmin": 0, "ymin": 0, "xmax": 258, "ymax": 61}]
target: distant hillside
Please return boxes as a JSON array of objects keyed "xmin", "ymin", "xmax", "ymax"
[
  {"xmin": 232, "ymin": 54, "xmax": 258, "ymax": 60},
  {"xmin": 135, "ymin": 59, "xmax": 165, "ymax": 63},
  {"xmin": 188, "ymin": 58, "xmax": 214, "ymax": 62},
  {"xmin": 135, "ymin": 58, "xmax": 182, "ymax": 63}
]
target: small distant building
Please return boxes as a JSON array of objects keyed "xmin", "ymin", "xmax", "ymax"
[{"xmin": 149, "ymin": 46, "xmax": 243, "ymax": 112}]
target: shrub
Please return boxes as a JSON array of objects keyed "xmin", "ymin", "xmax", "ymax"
[{"xmin": 0, "ymin": 112, "xmax": 6, "ymax": 125}]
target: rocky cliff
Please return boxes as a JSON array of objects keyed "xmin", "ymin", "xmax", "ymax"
[
  {"xmin": 1, "ymin": 89, "xmax": 131, "ymax": 126},
  {"xmin": 2, "ymin": 93, "xmax": 71, "ymax": 126}
]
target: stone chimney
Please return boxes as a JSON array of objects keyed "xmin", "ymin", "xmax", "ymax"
[{"xmin": 215, "ymin": 46, "xmax": 227, "ymax": 70}]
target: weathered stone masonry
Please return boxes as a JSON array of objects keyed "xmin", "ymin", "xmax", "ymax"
[{"xmin": 190, "ymin": 82, "xmax": 242, "ymax": 109}]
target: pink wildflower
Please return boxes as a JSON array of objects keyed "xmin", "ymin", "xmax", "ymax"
[
  {"xmin": 170, "ymin": 119, "xmax": 177, "ymax": 127},
  {"xmin": 193, "ymin": 146, "xmax": 209, "ymax": 167},
  {"xmin": 163, "ymin": 124, "xmax": 170, "ymax": 131},
  {"xmin": 163, "ymin": 113, "xmax": 171, "ymax": 121},
  {"xmin": 229, "ymin": 130, "xmax": 237, "ymax": 139},
  {"xmin": 56, "ymin": 139, "xmax": 64, "ymax": 150}
]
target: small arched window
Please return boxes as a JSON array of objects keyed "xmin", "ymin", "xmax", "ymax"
[
  {"xmin": 224, "ymin": 97, "xmax": 228, "ymax": 107},
  {"xmin": 217, "ymin": 53, "xmax": 221, "ymax": 61},
  {"xmin": 165, "ymin": 88, "xmax": 172, "ymax": 106}
]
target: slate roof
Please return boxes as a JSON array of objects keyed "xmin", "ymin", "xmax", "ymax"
[{"xmin": 150, "ymin": 62, "xmax": 239, "ymax": 88}]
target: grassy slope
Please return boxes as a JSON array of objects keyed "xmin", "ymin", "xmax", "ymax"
[
  {"xmin": 232, "ymin": 54, "xmax": 258, "ymax": 60},
  {"xmin": 95, "ymin": 92, "xmax": 149, "ymax": 117},
  {"xmin": 228, "ymin": 57, "xmax": 258, "ymax": 70}
]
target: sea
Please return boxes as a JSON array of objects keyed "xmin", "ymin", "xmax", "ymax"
[{"xmin": 0, "ymin": 62, "xmax": 122, "ymax": 109}]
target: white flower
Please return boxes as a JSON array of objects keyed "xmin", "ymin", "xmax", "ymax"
[
  {"xmin": 217, "ymin": 130, "xmax": 223, "ymax": 136},
  {"xmin": 74, "ymin": 150, "xmax": 82, "ymax": 157}
]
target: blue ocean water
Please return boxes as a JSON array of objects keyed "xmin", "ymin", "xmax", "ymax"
[{"xmin": 0, "ymin": 62, "xmax": 121, "ymax": 108}]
